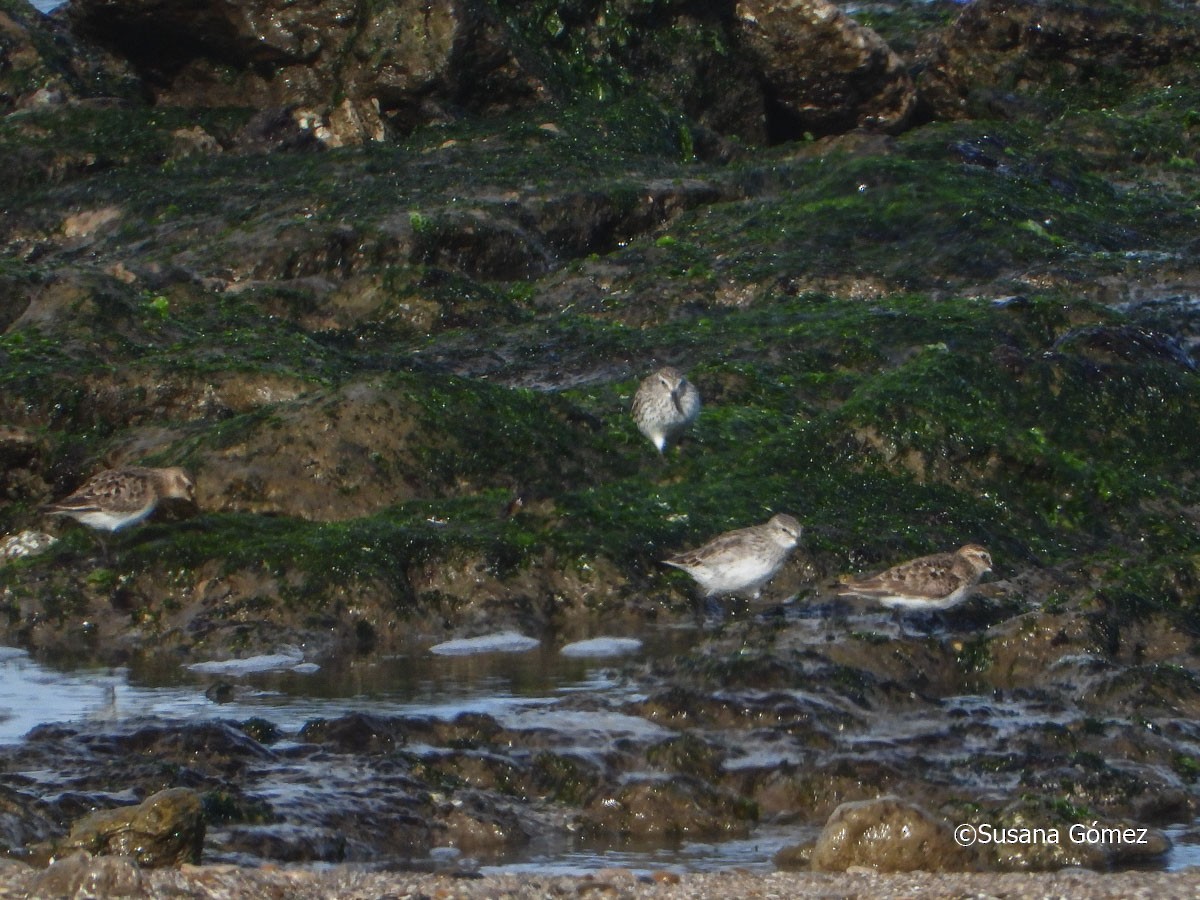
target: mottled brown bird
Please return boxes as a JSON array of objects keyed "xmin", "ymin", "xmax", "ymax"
[
  {"xmin": 43, "ymin": 467, "xmax": 196, "ymax": 554},
  {"xmin": 838, "ymin": 545, "xmax": 993, "ymax": 612}
]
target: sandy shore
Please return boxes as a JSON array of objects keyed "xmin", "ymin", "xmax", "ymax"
[{"xmin": 10, "ymin": 861, "xmax": 1200, "ymax": 900}]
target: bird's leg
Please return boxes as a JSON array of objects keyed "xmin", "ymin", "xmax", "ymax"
[
  {"xmin": 94, "ymin": 532, "xmax": 112, "ymax": 566},
  {"xmin": 702, "ymin": 594, "xmax": 727, "ymax": 627}
]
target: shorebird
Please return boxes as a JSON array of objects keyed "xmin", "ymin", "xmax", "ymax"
[
  {"xmin": 838, "ymin": 544, "xmax": 993, "ymax": 634},
  {"xmin": 632, "ymin": 366, "xmax": 701, "ymax": 454},
  {"xmin": 663, "ymin": 513, "xmax": 802, "ymax": 601},
  {"xmin": 43, "ymin": 466, "xmax": 196, "ymax": 559}
]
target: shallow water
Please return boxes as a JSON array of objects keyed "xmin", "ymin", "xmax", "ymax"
[
  {"xmin": 0, "ymin": 628, "xmax": 689, "ymax": 745},
  {"xmin": 2, "ymin": 626, "xmax": 1198, "ymax": 875},
  {"xmin": 481, "ymin": 824, "xmax": 813, "ymax": 877}
]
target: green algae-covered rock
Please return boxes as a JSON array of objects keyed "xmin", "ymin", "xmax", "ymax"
[
  {"xmin": 0, "ymin": 0, "xmax": 141, "ymax": 114},
  {"xmin": 57, "ymin": 787, "xmax": 204, "ymax": 868},
  {"xmin": 919, "ymin": 0, "xmax": 1200, "ymax": 120},
  {"xmin": 809, "ymin": 797, "xmax": 977, "ymax": 872}
]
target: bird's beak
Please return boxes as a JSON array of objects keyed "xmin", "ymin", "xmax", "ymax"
[{"xmin": 671, "ymin": 389, "xmax": 684, "ymax": 415}]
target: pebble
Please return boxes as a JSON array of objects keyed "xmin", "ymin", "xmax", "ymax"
[{"xmin": 0, "ymin": 865, "xmax": 1192, "ymax": 900}]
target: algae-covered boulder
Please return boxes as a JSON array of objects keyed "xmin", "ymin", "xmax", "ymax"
[
  {"xmin": 734, "ymin": 0, "xmax": 917, "ymax": 137},
  {"xmin": 980, "ymin": 801, "xmax": 1171, "ymax": 871},
  {"xmin": 919, "ymin": 0, "xmax": 1200, "ymax": 119},
  {"xmin": 809, "ymin": 796, "xmax": 976, "ymax": 872},
  {"xmin": 63, "ymin": 0, "xmax": 918, "ymax": 144},
  {"xmin": 55, "ymin": 787, "xmax": 205, "ymax": 868},
  {"xmin": 582, "ymin": 775, "xmax": 756, "ymax": 839},
  {"xmin": 0, "ymin": 0, "xmax": 141, "ymax": 114},
  {"xmin": 67, "ymin": 0, "xmax": 543, "ymax": 141}
]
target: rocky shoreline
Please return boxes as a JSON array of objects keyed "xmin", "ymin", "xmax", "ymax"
[
  {"xmin": 3, "ymin": 0, "xmax": 1200, "ymax": 885},
  {"xmin": 4, "ymin": 857, "xmax": 1200, "ymax": 900}
]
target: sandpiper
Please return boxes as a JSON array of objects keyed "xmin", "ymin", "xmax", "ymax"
[
  {"xmin": 838, "ymin": 544, "xmax": 993, "ymax": 632},
  {"xmin": 631, "ymin": 366, "xmax": 701, "ymax": 453},
  {"xmin": 43, "ymin": 466, "xmax": 196, "ymax": 550},
  {"xmin": 663, "ymin": 513, "xmax": 802, "ymax": 600}
]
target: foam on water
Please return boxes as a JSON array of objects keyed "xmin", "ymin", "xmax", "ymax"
[
  {"xmin": 185, "ymin": 649, "xmax": 315, "ymax": 676},
  {"xmin": 429, "ymin": 631, "xmax": 541, "ymax": 656},
  {"xmin": 559, "ymin": 637, "xmax": 643, "ymax": 657}
]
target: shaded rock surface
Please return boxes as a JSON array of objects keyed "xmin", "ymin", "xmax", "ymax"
[
  {"xmin": 0, "ymin": 0, "xmax": 141, "ymax": 113},
  {"xmin": 67, "ymin": 0, "xmax": 542, "ymax": 142},
  {"xmin": 918, "ymin": 0, "xmax": 1200, "ymax": 119},
  {"xmin": 58, "ymin": 0, "xmax": 917, "ymax": 145}
]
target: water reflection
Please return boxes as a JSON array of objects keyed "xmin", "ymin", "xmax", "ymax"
[
  {"xmin": 0, "ymin": 628, "xmax": 685, "ymax": 745},
  {"xmin": 3, "ymin": 630, "xmax": 1199, "ymax": 875}
]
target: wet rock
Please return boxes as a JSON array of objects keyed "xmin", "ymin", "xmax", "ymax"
[
  {"xmin": 68, "ymin": 0, "xmax": 544, "ymax": 141},
  {"xmin": 231, "ymin": 107, "xmax": 323, "ymax": 155},
  {"xmin": 629, "ymin": 685, "xmax": 853, "ymax": 733},
  {"xmin": 1043, "ymin": 762, "xmax": 1180, "ymax": 823},
  {"xmin": 644, "ymin": 732, "xmax": 725, "ymax": 782},
  {"xmin": 919, "ymin": 0, "xmax": 1200, "ymax": 120},
  {"xmin": 980, "ymin": 612, "xmax": 1095, "ymax": 690},
  {"xmin": 109, "ymin": 721, "xmax": 276, "ymax": 770},
  {"xmin": 168, "ymin": 125, "xmax": 222, "ymax": 160},
  {"xmin": 773, "ymin": 840, "xmax": 813, "ymax": 870},
  {"xmin": 981, "ymin": 801, "xmax": 1171, "ymax": 871},
  {"xmin": 0, "ymin": 424, "xmax": 41, "ymax": 467},
  {"xmin": 299, "ymin": 713, "xmax": 405, "ymax": 754},
  {"xmin": 204, "ymin": 682, "xmax": 235, "ymax": 704},
  {"xmin": 1134, "ymin": 788, "xmax": 1194, "ymax": 827},
  {"xmin": 29, "ymin": 851, "xmax": 144, "ymax": 898},
  {"xmin": 55, "ymin": 788, "xmax": 204, "ymax": 868},
  {"xmin": 0, "ymin": 529, "xmax": 56, "ymax": 562},
  {"xmin": 1082, "ymin": 663, "xmax": 1200, "ymax": 718},
  {"xmin": 401, "ymin": 713, "xmax": 507, "ymax": 750},
  {"xmin": 809, "ymin": 796, "xmax": 976, "ymax": 872},
  {"xmin": 582, "ymin": 775, "xmax": 756, "ymax": 839},
  {"xmin": 605, "ymin": 7, "xmax": 768, "ymax": 145},
  {"xmin": 527, "ymin": 751, "xmax": 604, "ymax": 806},
  {"xmin": 215, "ymin": 823, "xmax": 357, "ymax": 865},
  {"xmin": 437, "ymin": 798, "xmax": 529, "ymax": 854},
  {"xmin": 416, "ymin": 750, "xmax": 529, "ymax": 797},
  {"xmin": 0, "ymin": 0, "xmax": 140, "ymax": 115},
  {"xmin": 187, "ymin": 374, "xmax": 618, "ymax": 520},
  {"xmin": 734, "ymin": 0, "xmax": 917, "ymax": 138},
  {"xmin": 0, "ymin": 782, "xmax": 58, "ymax": 851},
  {"xmin": 58, "ymin": 0, "xmax": 923, "ymax": 147},
  {"xmin": 732, "ymin": 758, "xmax": 911, "ymax": 822},
  {"xmin": 234, "ymin": 718, "xmax": 282, "ymax": 746},
  {"xmin": 1052, "ymin": 324, "xmax": 1196, "ymax": 372}
]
